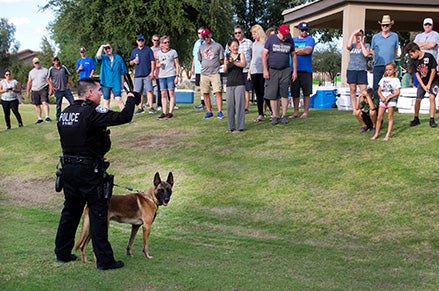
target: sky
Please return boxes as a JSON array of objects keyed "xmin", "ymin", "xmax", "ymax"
[{"xmin": 0, "ymin": 0, "xmax": 55, "ymax": 52}]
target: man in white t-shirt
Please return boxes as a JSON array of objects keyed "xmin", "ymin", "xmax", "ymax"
[
  {"xmin": 414, "ymin": 18, "xmax": 439, "ymax": 59},
  {"xmin": 26, "ymin": 57, "xmax": 51, "ymax": 124}
]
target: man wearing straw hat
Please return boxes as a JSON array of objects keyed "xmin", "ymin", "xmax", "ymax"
[{"xmin": 371, "ymin": 15, "xmax": 399, "ymax": 99}]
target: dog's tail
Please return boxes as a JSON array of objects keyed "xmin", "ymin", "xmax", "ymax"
[{"xmin": 75, "ymin": 207, "xmax": 91, "ymax": 263}]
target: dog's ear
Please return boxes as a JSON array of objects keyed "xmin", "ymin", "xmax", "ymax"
[
  {"xmin": 167, "ymin": 172, "xmax": 174, "ymax": 187},
  {"xmin": 153, "ymin": 172, "xmax": 161, "ymax": 187}
]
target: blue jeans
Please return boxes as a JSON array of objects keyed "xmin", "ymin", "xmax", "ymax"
[
  {"xmin": 55, "ymin": 89, "xmax": 75, "ymax": 119},
  {"xmin": 373, "ymin": 66, "xmax": 385, "ymax": 100}
]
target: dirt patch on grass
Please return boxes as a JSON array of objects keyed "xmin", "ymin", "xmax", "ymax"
[
  {"xmin": 118, "ymin": 130, "xmax": 191, "ymax": 150},
  {"xmin": 0, "ymin": 175, "xmax": 63, "ymax": 209}
]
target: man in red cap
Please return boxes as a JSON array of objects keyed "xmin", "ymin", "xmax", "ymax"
[
  {"xmin": 197, "ymin": 29, "xmax": 225, "ymax": 119},
  {"xmin": 262, "ymin": 24, "xmax": 297, "ymax": 125}
]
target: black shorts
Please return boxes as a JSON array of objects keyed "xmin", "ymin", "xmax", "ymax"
[
  {"xmin": 291, "ymin": 71, "xmax": 312, "ymax": 97},
  {"xmin": 31, "ymin": 86, "xmax": 49, "ymax": 105}
]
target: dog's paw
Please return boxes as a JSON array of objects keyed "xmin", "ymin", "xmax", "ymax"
[{"xmin": 143, "ymin": 250, "xmax": 153, "ymax": 259}]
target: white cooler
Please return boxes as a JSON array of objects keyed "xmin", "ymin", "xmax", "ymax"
[
  {"xmin": 397, "ymin": 88, "xmax": 438, "ymax": 114},
  {"xmin": 336, "ymin": 87, "xmax": 355, "ymax": 111}
]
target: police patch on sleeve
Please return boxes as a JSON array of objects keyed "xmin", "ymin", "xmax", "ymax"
[{"xmin": 95, "ymin": 106, "xmax": 109, "ymax": 113}]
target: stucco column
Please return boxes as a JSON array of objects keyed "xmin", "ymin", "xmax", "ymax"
[{"xmin": 341, "ymin": 5, "xmax": 366, "ymax": 86}]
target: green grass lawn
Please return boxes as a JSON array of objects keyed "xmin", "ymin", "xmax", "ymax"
[{"xmin": 0, "ymin": 102, "xmax": 438, "ymax": 290}]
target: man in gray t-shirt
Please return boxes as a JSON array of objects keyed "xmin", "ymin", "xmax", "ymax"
[
  {"xmin": 26, "ymin": 57, "xmax": 51, "ymax": 124},
  {"xmin": 197, "ymin": 29, "xmax": 225, "ymax": 119},
  {"xmin": 414, "ymin": 17, "xmax": 439, "ymax": 59}
]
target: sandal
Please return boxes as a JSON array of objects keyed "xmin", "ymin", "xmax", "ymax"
[
  {"xmin": 289, "ymin": 114, "xmax": 299, "ymax": 119},
  {"xmin": 300, "ymin": 113, "xmax": 308, "ymax": 119},
  {"xmin": 254, "ymin": 116, "xmax": 265, "ymax": 122}
]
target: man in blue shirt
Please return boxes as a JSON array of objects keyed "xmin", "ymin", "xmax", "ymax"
[
  {"xmin": 371, "ymin": 15, "xmax": 399, "ymax": 99},
  {"xmin": 75, "ymin": 47, "xmax": 95, "ymax": 80},
  {"xmin": 129, "ymin": 34, "xmax": 156, "ymax": 114},
  {"xmin": 96, "ymin": 43, "xmax": 127, "ymax": 110},
  {"xmin": 290, "ymin": 22, "xmax": 315, "ymax": 119}
]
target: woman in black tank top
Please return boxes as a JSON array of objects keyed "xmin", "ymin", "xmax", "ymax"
[{"xmin": 224, "ymin": 38, "xmax": 247, "ymax": 132}]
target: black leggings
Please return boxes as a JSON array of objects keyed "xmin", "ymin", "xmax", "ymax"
[
  {"xmin": 1, "ymin": 99, "xmax": 23, "ymax": 128},
  {"xmin": 251, "ymin": 74, "xmax": 271, "ymax": 115}
]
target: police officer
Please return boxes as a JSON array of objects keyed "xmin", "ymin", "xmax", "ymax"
[{"xmin": 54, "ymin": 77, "xmax": 140, "ymax": 270}]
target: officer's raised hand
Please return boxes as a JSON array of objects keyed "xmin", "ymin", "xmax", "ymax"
[{"xmin": 127, "ymin": 91, "xmax": 141, "ymax": 105}]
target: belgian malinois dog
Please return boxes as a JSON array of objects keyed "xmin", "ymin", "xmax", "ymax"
[{"xmin": 75, "ymin": 172, "xmax": 174, "ymax": 262}]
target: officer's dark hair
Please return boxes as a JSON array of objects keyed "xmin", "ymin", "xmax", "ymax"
[{"xmin": 77, "ymin": 77, "xmax": 100, "ymax": 97}]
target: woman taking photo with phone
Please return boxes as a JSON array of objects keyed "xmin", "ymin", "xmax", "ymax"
[{"xmin": 1, "ymin": 70, "xmax": 23, "ymax": 130}]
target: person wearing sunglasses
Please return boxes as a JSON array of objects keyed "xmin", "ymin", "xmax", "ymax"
[
  {"xmin": 290, "ymin": 21, "xmax": 315, "ymax": 120},
  {"xmin": 371, "ymin": 15, "xmax": 399, "ymax": 100},
  {"xmin": 1, "ymin": 70, "xmax": 23, "ymax": 129},
  {"xmin": 26, "ymin": 57, "xmax": 51, "ymax": 124},
  {"xmin": 414, "ymin": 18, "xmax": 439, "ymax": 59},
  {"xmin": 231, "ymin": 25, "xmax": 253, "ymax": 114},
  {"xmin": 129, "ymin": 34, "xmax": 156, "ymax": 114},
  {"xmin": 150, "ymin": 34, "xmax": 162, "ymax": 111},
  {"xmin": 96, "ymin": 43, "xmax": 127, "ymax": 110},
  {"xmin": 47, "ymin": 56, "xmax": 75, "ymax": 120}
]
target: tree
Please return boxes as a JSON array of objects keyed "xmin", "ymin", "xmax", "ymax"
[
  {"xmin": 43, "ymin": 0, "xmax": 234, "ymax": 74},
  {"xmin": 0, "ymin": 18, "xmax": 20, "ymax": 70},
  {"xmin": 313, "ymin": 42, "xmax": 341, "ymax": 84},
  {"xmin": 231, "ymin": 0, "xmax": 305, "ymax": 38}
]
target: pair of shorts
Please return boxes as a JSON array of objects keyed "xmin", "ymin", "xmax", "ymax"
[
  {"xmin": 101, "ymin": 86, "xmax": 122, "ymax": 100},
  {"xmin": 31, "ymin": 86, "xmax": 49, "ymax": 105},
  {"xmin": 347, "ymin": 70, "xmax": 368, "ymax": 85},
  {"xmin": 200, "ymin": 74, "xmax": 222, "ymax": 94},
  {"xmin": 159, "ymin": 76, "xmax": 176, "ymax": 91},
  {"xmin": 416, "ymin": 80, "xmax": 439, "ymax": 98},
  {"xmin": 264, "ymin": 67, "xmax": 291, "ymax": 100},
  {"xmin": 242, "ymin": 73, "xmax": 253, "ymax": 91},
  {"xmin": 134, "ymin": 76, "xmax": 153, "ymax": 93},
  {"xmin": 290, "ymin": 71, "xmax": 312, "ymax": 97},
  {"xmin": 379, "ymin": 99, "xmax": 397, "ymax": 108}
]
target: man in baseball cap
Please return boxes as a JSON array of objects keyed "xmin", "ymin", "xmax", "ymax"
[
  {"xmin": 262, "ymin": 24, "xmax": 297, "ymax": 125},
  {"xmin": 290, "ymin": 21, "xmax": 315, "ymax": 119},
  {"xmin": 278, "ymin": 24, "xmax": 290, "ymax": 35},
  {"xmin": 296, "ymin": 22, "xmax": 309, "ymax": 31},
  {"xmin": 414, "ymin": 17, "xmax": 439, "ymax": 59},
  {"xmin": 32, "ymin": 57, "xmax": 40, "ymax": 64},
  {"xmin": 76, "ymin": 46, "xmax": 95, "ymax": 80}
]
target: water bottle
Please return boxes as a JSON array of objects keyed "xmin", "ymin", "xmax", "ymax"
[{"xmin": 135, "ymin": 54, "xmax": 139, "ymax": 63}]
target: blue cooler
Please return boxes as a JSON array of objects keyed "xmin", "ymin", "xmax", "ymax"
[
  {"xmin": 310, "ymin": 89, "xmax": 336, "ymax": 109},
  {"xmin": 175, "ymin": 90, "xmax": 194, "ymax": 104}
]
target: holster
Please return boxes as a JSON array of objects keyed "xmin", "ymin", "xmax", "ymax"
[
  {"xmin": 55, "ymin": 166, "xmax": 63, "ymax": 192},
  {"xmin": 102, "ymin": 171, "xmax": 114, "ymax": 200}
]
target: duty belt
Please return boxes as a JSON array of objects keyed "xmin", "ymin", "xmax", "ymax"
[{"xmin": 60, "ymin": 155, "xmax": 102, "ymax": 165}]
